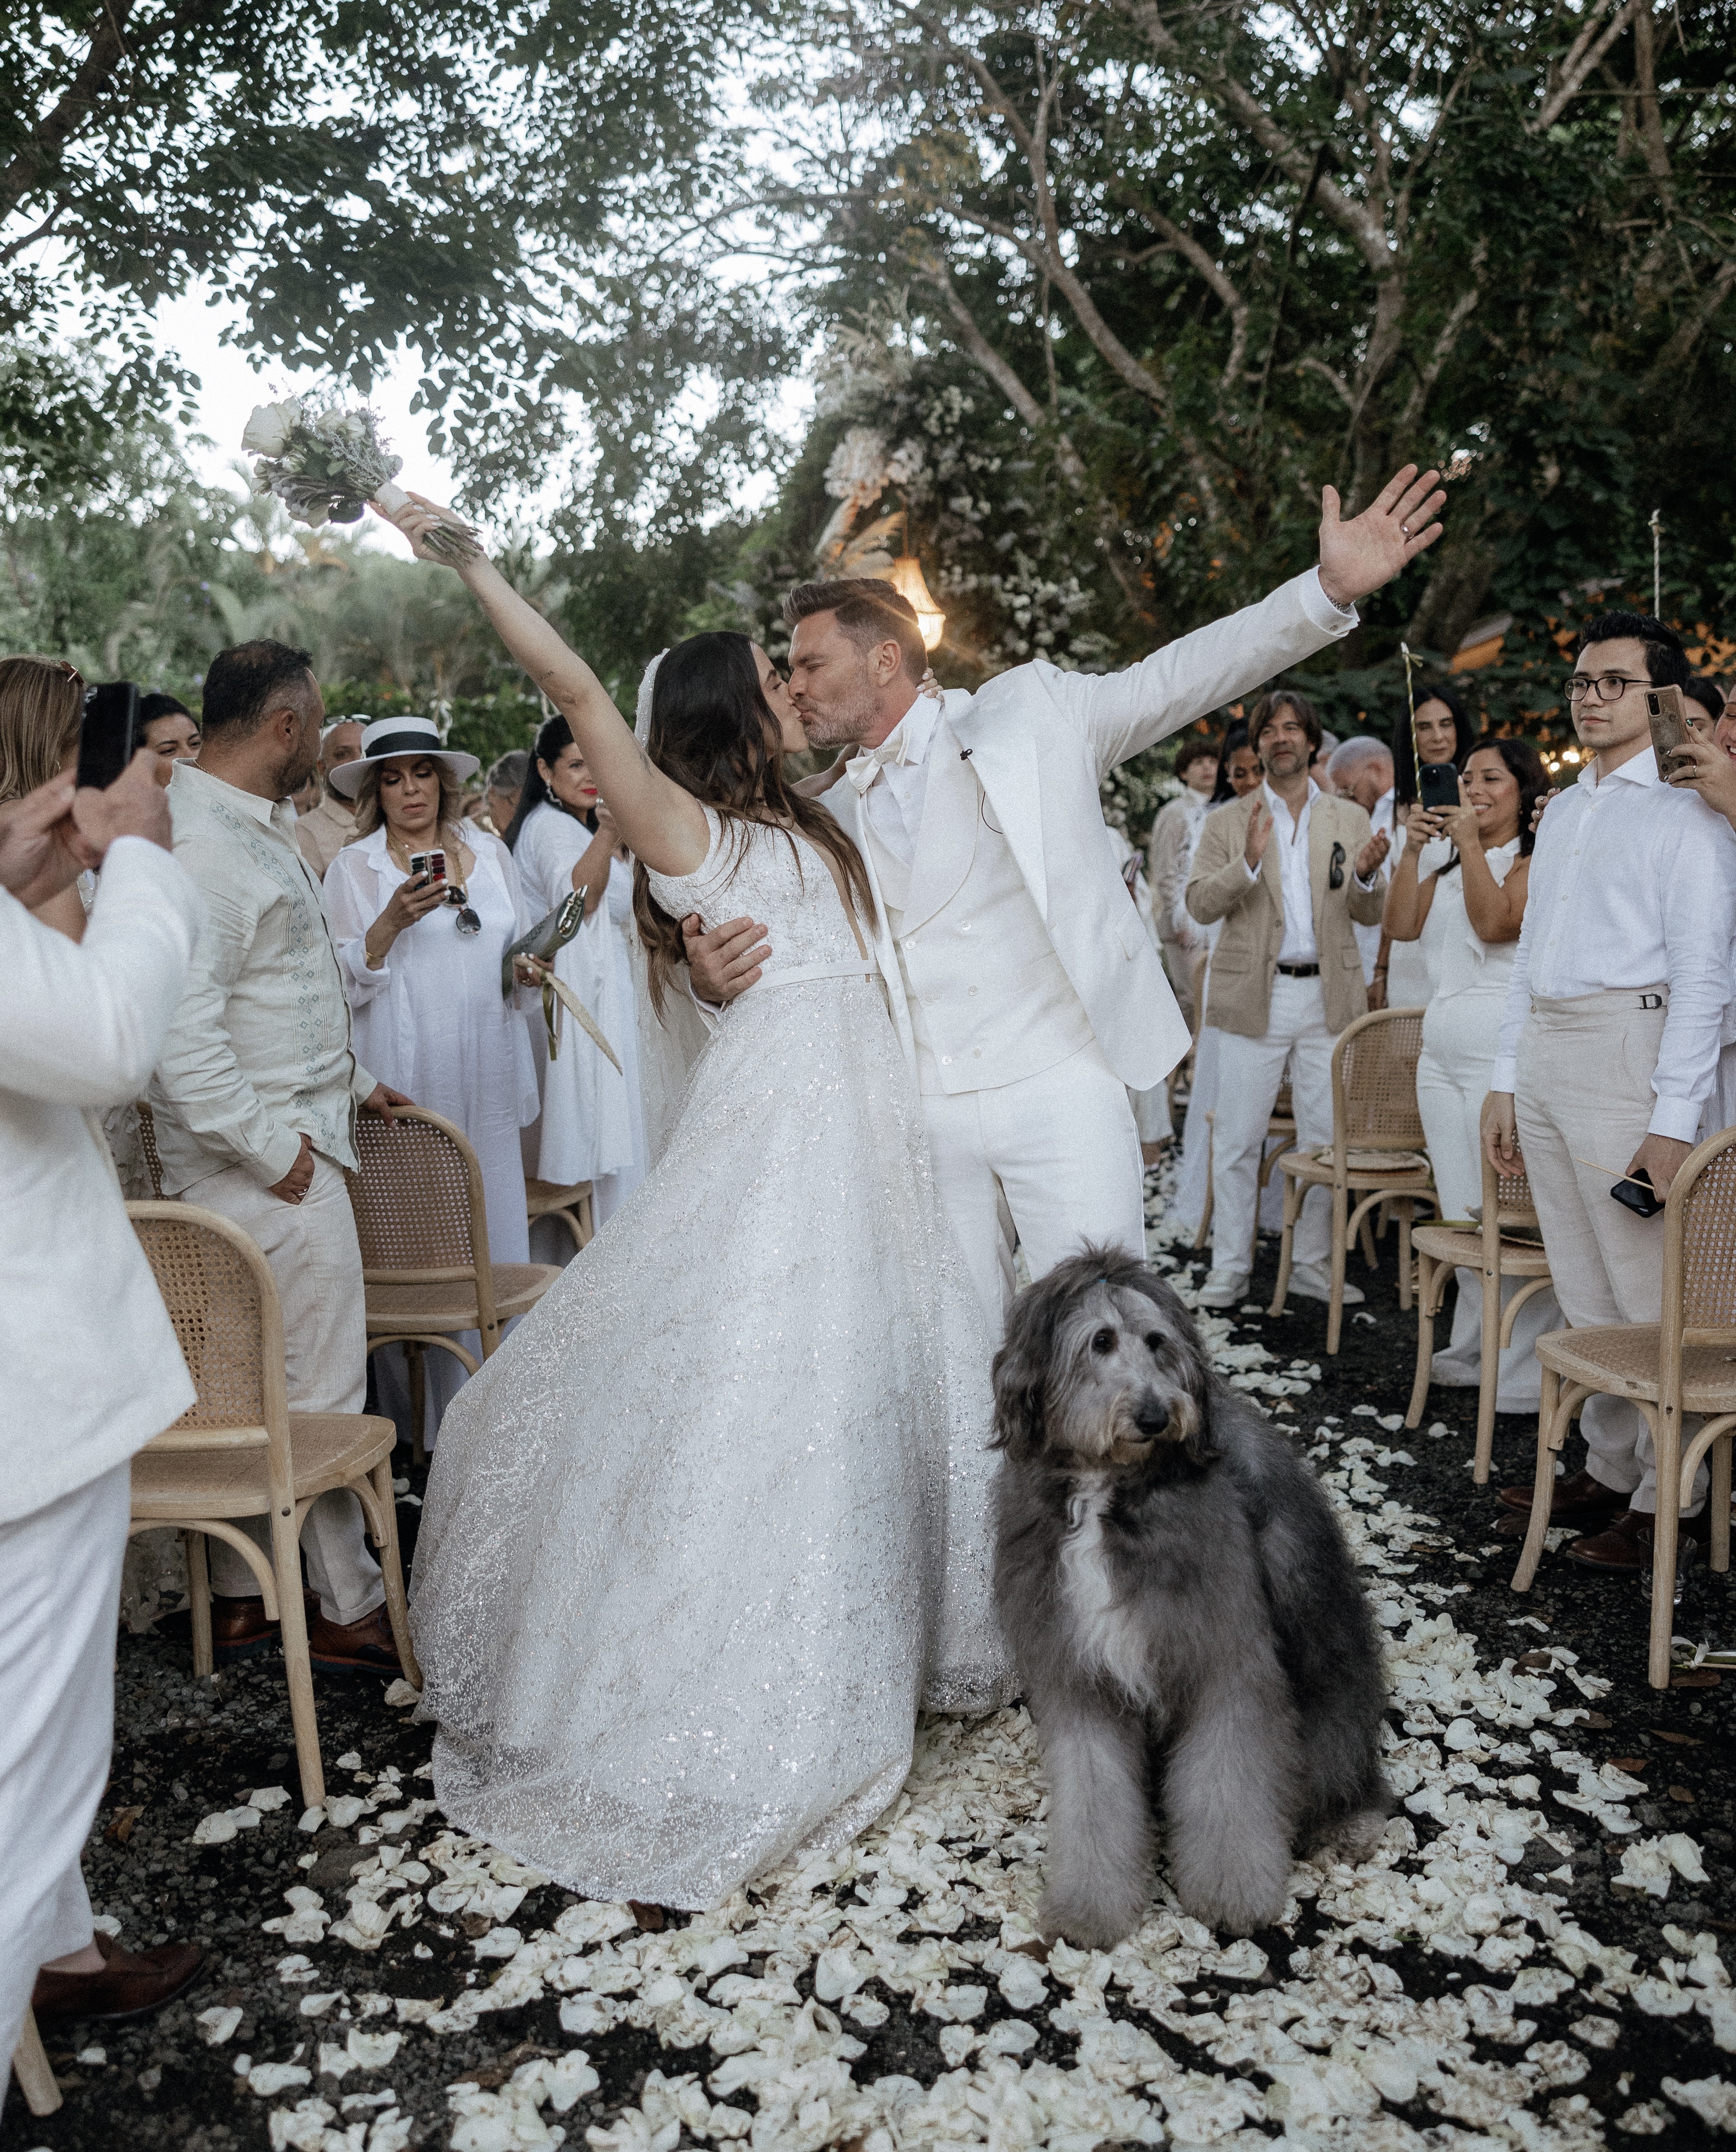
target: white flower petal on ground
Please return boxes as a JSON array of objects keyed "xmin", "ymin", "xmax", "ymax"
[
  {"xmin": 1664, "ymin": 2074, "xmax": 1736, "ymax": 2129},
  {"xmin": 196, "ymin": 2005, "xmax": 244, "ymax": 2045},
  {"xmin": 248, "ymin": 2060, "xmax": 315, "ymax": 2097}
]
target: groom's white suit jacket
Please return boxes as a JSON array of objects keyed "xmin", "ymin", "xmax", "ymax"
[{"xmin": 824, "ymin": 568, "xmax": 1355, "ymax": 1097}]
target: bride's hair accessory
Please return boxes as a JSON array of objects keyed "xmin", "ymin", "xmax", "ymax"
[
  {"xmin": 241, "ymin": 396, "xmax": 479, "ymax": 561},
  {"xmin": 635, "ymin": 650, "xmax": 669, "ymax": 745}
]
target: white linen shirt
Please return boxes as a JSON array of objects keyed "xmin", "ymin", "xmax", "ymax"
[
  {"xmin": 1248, "ymin": 778, "xmax": 1321, "ymax": 963},
  {"xmin": 150, "ymin": 762, "xmax": 376, "ymax": 1193},
  {"xmin": 1491, "ymin": 745, "xmax": 1736, "ymax": 1140},
  {"xmin": 0, "ymin": 839, "xmax": 201, "ymax": 1521}
]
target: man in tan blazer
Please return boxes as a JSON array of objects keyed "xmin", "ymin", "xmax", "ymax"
[{"xmin": 1185, "ymin": 690, "xmax": 1389, "ymax": 1307}]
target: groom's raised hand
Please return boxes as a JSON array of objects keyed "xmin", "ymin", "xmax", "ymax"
[
  {"xmin": 1316, "ymin": 465, "xmax": 1446, "ymax": 609},
  {"xmin": 684, "ymin": 913, "xmax": 771, "ymax": 1006}
]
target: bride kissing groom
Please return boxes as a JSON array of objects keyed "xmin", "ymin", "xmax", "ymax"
[{"xmin": 378, "ymin": 465, "xmax": 1442, "ymax": 1915}]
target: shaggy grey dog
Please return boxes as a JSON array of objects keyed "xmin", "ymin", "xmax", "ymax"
[{"xmin": 992, "ymin": 1245, "xmax": 1389, "ymax": 1945}]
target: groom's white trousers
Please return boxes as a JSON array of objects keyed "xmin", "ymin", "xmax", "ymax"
[{"xmin": 921, "ymin": 1039, "xmax": 1146, "ymax": 1330}]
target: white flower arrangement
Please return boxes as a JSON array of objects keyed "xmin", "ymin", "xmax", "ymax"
[{"xmin": 241, "ymin": 397, "xmax": 479, "ymax": 561}]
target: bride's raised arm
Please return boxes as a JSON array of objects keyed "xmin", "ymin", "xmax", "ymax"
[{"xmin": 376, "ymin": 493, "xmax": 709, "ymax": 877}]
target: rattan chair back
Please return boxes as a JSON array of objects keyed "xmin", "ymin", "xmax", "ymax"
[
  {"xmin": 135, "ymin": 1100, "xmax": 165, "ymax": 1200},
  {"xmin": 1667, "ymin": 1126, "xmax": 1736, "ymax": 1345},
  {"xmin": 126, "ymin": 1203, "xmax": 290, "ymax": 1494},
  {"xmin": 1330, "ymin": 1007, "xmax": 1427, "ymax": 1159},
  {"xmin": 349, "ymin": 1107, "xmax": 487, "ymax": 1279},
  {"xmin": 1489, "ymin": 1153, "xmax": 1538, "ymax": 1229}
]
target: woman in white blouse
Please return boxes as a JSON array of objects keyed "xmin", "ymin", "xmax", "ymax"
[
  {"xmin": 506, "ymin": 713, "xmax": 646, "ymax": 1227},
  {"xmin": 1385, "ymin": 735, "xmax": 1560, "ymax": 1404},
  {"xmin": 325, "ymin": 718, "xmax": 540, "ymax": 1434}
]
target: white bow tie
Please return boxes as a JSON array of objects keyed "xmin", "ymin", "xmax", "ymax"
[{"xmin": 844, "ymin": 732, "xmax": 912, "ymax": 795}]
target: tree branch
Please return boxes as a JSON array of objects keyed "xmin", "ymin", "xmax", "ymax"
[
  {"xmin": 917, "ymin": 253, "xmax": 1088, "ymax": 486},
  {"xmin": 1529, "ymin": 0, "xmax": 1646, "ymax": 135},
  {"xmin": 1398, "ymin": 238, "xmax": 1488, "ymax": 431},
  {"xmin": 1130, "ymin": 201, "xmax": 1249, "ymax": 389},
  {"xmin": 0, "ymin": 0, "xmax": 140, "ymax": 226}
]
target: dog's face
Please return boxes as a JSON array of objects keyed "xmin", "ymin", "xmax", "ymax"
[{"xmin": 992, "ymin": 1247, "xmax": 1214, "ymax": 1473}]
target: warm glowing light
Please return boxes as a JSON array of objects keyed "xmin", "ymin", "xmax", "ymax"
[
  {"xmin": 1562, "ymin": 748, "xmax": 1581, "ymax": 763},
  {"xmin": 886, "ymin": 555, "xmax": 946, "ymax": 651}
]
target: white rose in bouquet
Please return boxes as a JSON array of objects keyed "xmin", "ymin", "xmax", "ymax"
[{"xmin": 241, "ymin": 399, "xmax": 303, "ymax": 457}]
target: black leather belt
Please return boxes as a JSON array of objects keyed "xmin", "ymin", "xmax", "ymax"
[{"xmin": 1275, "ymin": 961, "xmax": 1321, "ymax": 978}]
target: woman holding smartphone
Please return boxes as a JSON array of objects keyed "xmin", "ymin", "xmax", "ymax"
[
  {"xmin": 324, "ymin": 718, "xmax": 540, "ymax": 1440},
  {"xmin": 1390, "ymin": 736, "xmax": 1560, "ymax": 1405},
  {"xmin": 1661, "ymin": 677, "xmax": 1736, "ymax": 1128}
]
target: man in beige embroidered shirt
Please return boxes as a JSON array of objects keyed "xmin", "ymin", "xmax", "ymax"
[
  {"xmin": 293, "ymin": 718, "xmax": 365, "ymax": 878},
  {"xmin": 151, "ymin": 644, "xmax": 411, "ymax": 1672}
]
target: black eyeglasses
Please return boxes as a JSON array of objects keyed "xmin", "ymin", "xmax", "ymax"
[
  {"xmin": 1566, "ymin": 673, "xmax": 1650, "ymax": 703},
  {"xmin": 1328, "ymin": 841, "xmax": 1346, "ymax": 890}
]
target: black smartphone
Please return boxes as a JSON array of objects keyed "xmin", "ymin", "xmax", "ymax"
[
  {"xmin": 1611, "ymin": 1166, "xmax": 1664, "ymax": 1220},
  {"xmin": 1418, "ymin": 762, "xmax": 1460, "ymax": 811},
  {"xmin": 76, "ymin": 681, "xmax": 140, "ymax": 792}
]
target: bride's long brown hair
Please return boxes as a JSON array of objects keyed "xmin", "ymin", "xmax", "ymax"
[{"xmin": 632, "ymin": 631, "xmax": 876, "ymax": 1015}]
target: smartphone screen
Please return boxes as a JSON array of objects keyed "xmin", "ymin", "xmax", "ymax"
[
  {"xmin": 1418, "ymin": 762, "xmax": 1459, "ymax": 811},
  {"xmin": 1646, "ymin": 685, "xmax": 1692, "ymax": 771},
  {"xmin": 76, "ymin": 681, "xmax": 140, "ymax": 793}
]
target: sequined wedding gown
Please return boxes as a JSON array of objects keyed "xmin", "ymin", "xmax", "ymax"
[{"xmin": 412, "ymin": 808, "xmax": 1011, "ymax": 1909}]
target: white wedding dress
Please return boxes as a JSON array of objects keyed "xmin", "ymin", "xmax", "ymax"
[{"xmin": 412, "ymin": 807, "xmax": 1012, "ymax": 1909}]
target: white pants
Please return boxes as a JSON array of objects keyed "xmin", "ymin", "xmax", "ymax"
[
  {"xmin": 1173, "ymin": 1025, "xmax": 1219, "ymax": 1239},
  {"xmin": 1211, "ymin": 975, "xmax": 1336, "ymax": 1276},
  {"xmin": 1516, "ymin": 992, "xmax": 1705, "ymax": 1516},
  {"xmin": 922, "ymin": 1040, "xmax": 1146, "ymax": 1331},
  {"xmin": 0, "ymin": 1463, "xmax": 130, "ymax": 2066},
  {"xmin": 1416, "ymin": 991, "xmax": 1560, "ymax": 1410},
  {"xmin": 180, "ymin": 1154, "xmax": 385, "ymax": 1623}
]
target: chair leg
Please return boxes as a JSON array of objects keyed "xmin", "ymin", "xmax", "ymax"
[
  {"xmin": 1327, "ymin": 1186, "xmax": 1349, "ymax": 1356},
  {"xmin": 1267, "ymin": 1173, "xmax": 1300, "ymax": 1317},
  {"xmin": 1512, "ymin": 1368, "xmax": 1565, "ymax": 1593},
  {"xmin": 1474, "ymin": 1262, "xmax": 1501, "ymax": 1488},
  {"xmin": 12, "ymin": 2007, "xmax": 61, "ymax": 2117},
  {"xmin": 1713, "ymin": 1438, "xmax": 1733, "ymax": 1576},
  {"xmin": 369, "ymin": 1460, "xmax": 423, "ymax": 1691},
  {"xmin": 558, "ymin": 1206, "xmax": 587, "ymax": 1255},
  {"xmin": 1650, "ymin": 1408, "xmax": 1685, "ymax": 1692},
  {"xmin": 1396, "ymin": 1201, "xmax": 1414, "ymax": 1313},
  {"xmin": 1406, "ymin": 1253, "xmax": 1439, "ymax": 1429},
  {"xmin": 1194, "ymin": 1128, "xmax": 1215, "ymax": 1252},
  {"xmin": 273, "ymin": 1507, "xmax": 324, "ymax": 1809},
  {"xmin": 184, "ymin": 1529, "xmax": 213, "ymax": 1679},
  {"xmin": 407, "ymin": 1342, "xmax": 427, "ymax": 1470},
  {"xmin": 1357, "ymin": 1210, "xmax": 1377, "ymax": 1271}
]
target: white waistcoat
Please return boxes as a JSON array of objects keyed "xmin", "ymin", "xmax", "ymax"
[{"xmin": 869, "ymin": 725, "xmax": 1094, "ymax": 1097}]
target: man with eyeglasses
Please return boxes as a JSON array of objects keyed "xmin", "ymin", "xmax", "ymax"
[
  {"xmin": 1484, "ymin": 611, "xmax": 1736, "ymax": 1572},
  {"xmin": 1185, "ymin": 688, "xmax": 1390, "ymax": 1309}
]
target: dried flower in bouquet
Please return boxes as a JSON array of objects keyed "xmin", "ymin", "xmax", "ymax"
[{"xmin": 241, "ymin": 398, "xmax": 480, "ymax": 562}]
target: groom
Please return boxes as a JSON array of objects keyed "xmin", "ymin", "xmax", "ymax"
[{"xmin": 688, "ymin": 468, "xmax": 1442, "ymax": 1326}]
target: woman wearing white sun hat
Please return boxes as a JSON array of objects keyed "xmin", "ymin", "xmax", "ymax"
[{"xmin": 323, "ymin": 716, "xmax": 540, "ymax": 1443}]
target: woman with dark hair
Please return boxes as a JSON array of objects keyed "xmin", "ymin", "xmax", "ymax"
[
  {"xmin": 1391, "ymin": 679, "xmax": 1474, "ymax": 804},
  {"xmin": 1389, "ymin": 735, "xmax": 1560, "ymax": 1406},
  {"xmin": 138, "ymin": 693, "xmax": 201, "ymax": 780},
  {"xmin": 1210, "ymin": 720, "xmax": 1263, "ymax": 805},
  {"xmin": 511, "ymin": 711, "xmax": 646, "ymax": 1225},
  {"xmin": 381, "ymin": 498, "xmax": 1005, "ymax": 1913}
]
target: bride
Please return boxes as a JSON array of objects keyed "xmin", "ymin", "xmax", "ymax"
[{"xmin": 382, "ymin": 495, "xmax": 1011, "ymax": 1910}]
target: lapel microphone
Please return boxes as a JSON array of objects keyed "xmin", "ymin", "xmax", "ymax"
[{"xmin": 959, "ymin": 748, "xmax": 973, "ymax": 761}]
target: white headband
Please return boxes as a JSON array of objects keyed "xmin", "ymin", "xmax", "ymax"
[{"xmin": 635, "ymin": 651, "xmax": 667, "ymax": 745}]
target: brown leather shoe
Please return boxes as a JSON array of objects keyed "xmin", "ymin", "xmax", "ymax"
[
  {"xmin": 1497, "ymin": 1469, "xmax": 1627, "ymax": 1526},
  {"xmin": 307, "ymin": 1602, "xmax": 403, "ymax": 1675},
  {"xmin": 1567, "ymin": 1508, "xmax": 1713, "ymax": 1571},
  {"xmin": 32, "ymin": 1932, "xmax": 204, "ymax": 2024},
  {"xmin": 157, "ymin": 1590, "xmax": 320, "ymax": 1664}
]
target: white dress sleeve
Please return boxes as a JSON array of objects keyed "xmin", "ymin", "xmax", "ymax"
[{"xmin": 323, "ymin": 846, "xmax": 393, "ymax": 1003}]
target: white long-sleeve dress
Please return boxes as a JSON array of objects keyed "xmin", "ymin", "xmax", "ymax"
[
  {"xmin": 325, "ymin": 822, "xmax": 540, "ymax": 1435},
  {"xmin": 514, "ymin": 803, "xmax": 646, "ymax": 1227}
]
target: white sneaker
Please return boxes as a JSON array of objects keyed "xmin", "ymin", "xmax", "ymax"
[
  {"xmin": 1289, "ymin": 1262, "xmax": 1364, "ymax": 1306},
  {"xmin": 1196, "ymin": 1269, "xmax": 1249, "ymax": 1309}
]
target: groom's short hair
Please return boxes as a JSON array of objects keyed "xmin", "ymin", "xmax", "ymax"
[{"xmin": 784, "ymin": 577, "xmax": 926, "ymax": 683}]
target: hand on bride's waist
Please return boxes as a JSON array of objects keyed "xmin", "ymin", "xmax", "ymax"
[{"xmin": 683, "ymin": 911, "xmax": 771, "ymax": 1006}]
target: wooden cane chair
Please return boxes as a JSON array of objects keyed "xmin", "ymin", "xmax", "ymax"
[
  {"xmin": 126, "ymin": 1203, "xmax": 415, "ymax": 1808},
  {"xmin": 349, "ymin": 1107, "xmax": 562, "ymax": 1464},
  {"xmin": 1512, "ymin": 1124, "xmax": 1736, "ymax": 1689},
  {"xmin": 526, "ymin": 1177, "xmax": 595, "ymax": 1255},
  {"xmin": 1268, "ymin": 1008, "xmax": 1435, "ymax": 1352},
  {"xmin": 136, "ymin": 1097, "xmax": 165, "ymax": 1198},
  {"xmin": 11, "ymin": 2009, "xmax": 59, "ymax": 2117},
  {"xmin": 1406, "ymin": 1150, "xmax": 1554, "ymax": 1482}
]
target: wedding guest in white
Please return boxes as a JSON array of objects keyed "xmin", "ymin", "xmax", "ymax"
[
  {"xmin": 1387, "ymin": 736, "xmax": 1561, "ymax": 1406},
  {"xmin": 1325, "ymin": 734, "xmax": 1395, "ymax": 995},
  {"xmin": 0, "ymin": 653, "xmax": 87, "ymax": 943},
  {"xmin": 138, "ymin": 692, "xmax": 201, "ymax": 781},
  {"xmin": 293, "ymin": 718, "xmax": 365, "ymax": 878},
  {"xmin": 0, "ymin": 752, "xmax": 205, "ymax": 2055},
  {"xmin": 149, "ymin": 640, "xmax": 412, "ymax": 1671},
  {"xmin": 324, "ymin": 718, "xmax": 541, "ymax": 1440},
  {"xmin": 1376, "ymin": 682, "xmax": 1474, "ymax": 1008},
  {"xmin": 484, "ymin": 748, "xmax": 530, "ymax": 834},
  {"xmin": 507, "ymin": 712, "xmax": 646, "ymax": 1226},
  {"xmin": 1486, "ymin": 613, "xmax": 1736, "ymax": 1574},
  {"xmin": 1186, "ymin": 689, "xmax": 1390, "ymax": 1309},
  {"xmin": 1146, "ymin": 736, "xmax": 1219, "ymax": 1025}
]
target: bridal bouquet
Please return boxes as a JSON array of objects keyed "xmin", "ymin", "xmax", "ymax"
[{"xmin": 240, "ymin": 397, "xmax": 479, "ymax": 561}]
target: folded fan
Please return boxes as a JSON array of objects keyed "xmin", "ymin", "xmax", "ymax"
[{"xmin": 503, "ymin": 891, "xmax": 621, "ymax": 1072}]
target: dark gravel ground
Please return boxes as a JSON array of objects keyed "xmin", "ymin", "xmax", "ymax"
[{"xmin": 9, "ymin": 1209, "xmax": 1736, "ymax": 2151}]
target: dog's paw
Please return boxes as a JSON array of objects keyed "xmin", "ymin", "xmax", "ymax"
[
  {"xmin": 1038, "ymin": 1887, "xmax": 1146, "ymax": 1954},
  {"xmin": 1305, "ymin": 1806, "xmax": 1390, "ymax": 1869},
  {"xmin": 1171, "ymin": 1839, "xmax": 1291, "ymax": 1938}
]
